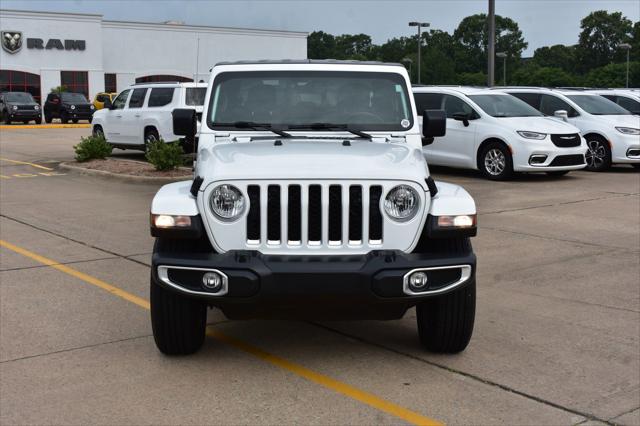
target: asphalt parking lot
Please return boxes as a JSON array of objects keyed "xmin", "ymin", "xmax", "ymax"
[{"xmin": 1, "ymin": 127, "xmax": 639, "ymax": 425}]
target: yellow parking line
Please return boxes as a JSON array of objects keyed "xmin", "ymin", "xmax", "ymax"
[
  {"xmin": 0, "ymin": 239, "xmax": 442, "ymax": 426},
  {"xmin": 0, "ymin": 124, "xmax": 91, "ymax": 129},
  {"xmin": 0, "ymin": 157, "xmax": 54, "ymax": 171}
]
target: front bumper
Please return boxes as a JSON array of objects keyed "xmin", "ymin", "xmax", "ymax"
[
  {"xmin": 66, "ymin": 111, "xmax": 94, "ymax": 120},
  {"xmin": 9, "ymin": 110, "xmax": 41, "ymax": 120},
  {"xmin": 511, "ymin": 138, "xmax": 587, "ymax": 172},
  {"xmin": 611, "ymin": 133, "xmax": 640, "ymax": 163},
  {"xmin": 152, "ymin": 248, "xmax": 476, "ymax": 320}
]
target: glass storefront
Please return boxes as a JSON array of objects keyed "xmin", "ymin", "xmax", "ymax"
[{"xmin": 0, "ymin": 70, "xmax": 42, "ymax": 103}]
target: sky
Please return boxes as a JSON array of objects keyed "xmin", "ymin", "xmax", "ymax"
[{"xmin": 2, "ymin": 0, "xmax": 638, "ymax": 56}]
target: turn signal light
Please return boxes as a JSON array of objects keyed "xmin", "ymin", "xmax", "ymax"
[
  {"xmin": 437, "ymin": 215, "xmax": 476, "ymax": 228},
  {"xmin": 152, "ymin": 214, "xmax": 192, "ymax": 228}
]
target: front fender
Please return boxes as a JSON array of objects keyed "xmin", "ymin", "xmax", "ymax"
[
  {"xmin": 151, "ymin": 180, "xmax": 199, "ymax": 216},
  {"xmin": 428, "ymin": 181, "xmax": 476, "ymax": 216}
]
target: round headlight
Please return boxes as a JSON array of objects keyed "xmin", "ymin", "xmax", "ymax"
[
  {"xmin": 34, "ymin": 105, "xmax": 40, "ymax": 110},
  {"xmin": 210, "ymin": 185, "xmax": 245, "ymax": 221},
  {"xmin": 12, "ymin": 105, "xmax": 18, "ymax": 110},
  {"xmin": 90, "ymin": 105, "xmax": 95, "ymax": 110},
  {"xmin": 384, "ymin": 185, "xmax": 420, "ymax": 221},
  {"xmin": 70, "ymin": 105, "xmax": 76, "ymax": 110}
]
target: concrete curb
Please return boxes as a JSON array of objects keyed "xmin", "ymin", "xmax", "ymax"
[
  {"xmin": 0, "ymin": 124, "xmax": 91, "ymax": 130},
  {"xmin": 59, "ymin": 162, "xmax": 191, "ymax": 184}
]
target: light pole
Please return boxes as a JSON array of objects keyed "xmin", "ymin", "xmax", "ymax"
[
  {"xmin": 496, "ymin": 52, "xmax": 507, "ymax": 86},
  {"xmin": 488, "ymin": 0, "xmax": 496, "ymax": 86},
  {"xmin": 402, "ymin": 57, "xmax": 413, "ymax": 82},
  {"xmin": 619, "ymin": 43, "xmax": 631, "ymax": 88},
  {"xmin": 409, "ymin": 21, "xmax": 430, "ymax": 84}
]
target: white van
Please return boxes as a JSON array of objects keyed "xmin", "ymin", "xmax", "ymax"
[
  {"xmin": 413, "ymin": 86, "xmax": 587, "ymax": 180},
  {"xmin": 500, "ymin": 88, "xmax": 640, "ymax": 171},
  {"xmin": 587, "ymin": 89, "xmax": 640, "ymax": 115},
  {"xmin": 91, "ymin": 82, "xmax": 206, "ymax": 151}
]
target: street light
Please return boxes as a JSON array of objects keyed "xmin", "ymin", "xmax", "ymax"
[
  {"xmin": 496, "ymin": 52, "xmax": 507, "ymax": 86},
  {"xmin": 619, "ymin": 43, "xmax": 632, "ymax": 88},
  {"xmin": 409, "ymin": 21, "xmax": 430, "ymax": 84},
  {"xmin": 401, "ymin": 57, "xmax": 413, "ymax": 82}
]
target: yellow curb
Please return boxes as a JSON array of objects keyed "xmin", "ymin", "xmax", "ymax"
[{"xmin": 0, "ymin": 124, "xmax": 91, "ymax": 130}]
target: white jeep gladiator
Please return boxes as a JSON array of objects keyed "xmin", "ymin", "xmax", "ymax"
[{"xmin": 149, "ymin": 60, "xmax": 478, "ymax": 355}]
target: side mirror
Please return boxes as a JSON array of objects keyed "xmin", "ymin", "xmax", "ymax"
[
  {"xmin": 421, "ymin": 110, "xmax": 446, "ymax": 146},
  {"xmin": 452, "ymin": 112, "xmax": 470, "ymax": 127},
  {"xmin": 554, "ymin": 110, "xmax": 569, "ymax": 122},
  {"xmin": 173, "ymin": 108, "xmax": 197, "ymax": 140}
]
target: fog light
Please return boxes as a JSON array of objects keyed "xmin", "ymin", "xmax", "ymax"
[
  {"xmin": 408, "ymin": 272, "xmax": 429, "ymax": 291},
  {"xmin": 202, "ymin": 272, "xmax": 223, "ymax": 291},
  {"xmin": 529, "ymin": 154, "xmax": 547, "ymax": 165}
]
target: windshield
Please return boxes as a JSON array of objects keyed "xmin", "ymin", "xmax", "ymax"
[
  {"xmin": 61, "ymin": 93, "xmax": 89, "ymax": 103},
  {"xmin": 4, "ymin": 92, "xmax": 35, "ymax": 103},
  {"xmin": 567, "ymin": 95, "xmax": 630, "ymax": 115},
  {"xmin": 185, "ymin": 87, "xmax": 206, "ymax": 106},
  {"xmin": 208, "ymin": 71, "xmax": 413, "ymax": 131},
  {"xmin": 468, "ymin": 94, "xmax": 543, "ymax": 118}
]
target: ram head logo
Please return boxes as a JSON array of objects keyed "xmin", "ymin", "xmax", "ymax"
[{"xmin": 2, "ymin": 31, "xmax": 23, "ymax": 54}]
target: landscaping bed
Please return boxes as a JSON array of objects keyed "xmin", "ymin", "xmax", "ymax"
[{"xmin": 68, "ymin": 158, "xmax": 191, "ymax": 178}]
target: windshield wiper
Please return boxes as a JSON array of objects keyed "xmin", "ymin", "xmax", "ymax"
[
  {"xmin": 212, "ymin": 121, "xmax": 292, "ymax": 138},
  {"xmin": 288, "ymin": 123, "xmax": 373, "ymax": 139}
]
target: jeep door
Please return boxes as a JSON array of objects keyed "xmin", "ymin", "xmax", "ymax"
[
  {"xmin": 119, "ymin": 88, "xmax": 148, "ymax": 144},
  {"xmin": 102, "ymin": 89, "xmax": 131, "ymax": 143}
]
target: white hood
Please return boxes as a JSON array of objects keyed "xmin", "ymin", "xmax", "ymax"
[
  {"xmin": 196, "ymin": 139, "xmax": 428, "ymax": 186},
  {"xmin": 590, "ymin": 114, "xmax": 640, "ymax": 128},
  {"xmin": 500, "ymin": 116, "xmax": 580, "ymax": 134}
]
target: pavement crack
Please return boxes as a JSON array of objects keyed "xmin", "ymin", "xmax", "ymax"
[
  {"xmin": 480, "ymin": 192, "xmax": 637, "ymax": 215},
  {"xmin": 0, "ymin": 333, "xmax": 152, "ymax": 364},
  {"xmin": 309, "ymin": 321, "xmax": 612, "ymax": 425},
  {"xmin": 0, "ymin": 214, "xmax": 150, "ymax": 267},
  {"xmin": 608, "ymin": 406, "xmax": 640, "ymax": 422}
]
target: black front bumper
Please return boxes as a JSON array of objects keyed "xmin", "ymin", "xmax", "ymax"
[
  {"xmin": 152, "ymin": 248, "xmax": 476, "ymax": 320},
  {"xmin": 9, "ymin": 111, "xmax": 41, "ymax": 120}
]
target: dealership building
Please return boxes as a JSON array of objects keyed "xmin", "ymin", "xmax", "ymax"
[{"xmin": 0, "ymin": 9, "xmax": 308, "ymax": 103}]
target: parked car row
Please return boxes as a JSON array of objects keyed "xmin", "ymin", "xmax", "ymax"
[{"xmin": 413, "ymin": 86, "xmax": 639, "ymax": 178}]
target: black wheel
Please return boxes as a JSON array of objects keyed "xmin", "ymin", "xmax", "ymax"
[
  {"xmin": 23, "ymin": 120, "xmax": 30, "ymax": 124},
  {"xmin": 3, "ymin": 111, "xmax": 11, "ymax": 125},
  {"xmin": 631, "ymin": 164, "xmax": 640, "ymax": 170},
  {"xmin": 144, "ymin": 128, "xmax": 160, "ymax": 153},
  {"xmin": 72, "ymin": 119, "xmax": 79, "ymax": 124},
  {"xmin": 150, "ymin": 238, "xmax": 210, "ymax": 355},
  {"xmin": 413, "ymin": 237, "xmax": 476, "ymax": 353},
  {"xmin": 584, "ymin": 136, "xmax": 611, "ymax": 171},
  {"xmin": 479, "ymin": 141, "xmax": 513, "ymax": 180},
  {"xmin": 546, "ymin": 170, "xmax": 570, "ymax": 177},
  {"xmin": 44, "ymin": 114, "xmax": 52, "ymax": 124},
  {"xmin": 60, "ymin": 112, "xmax": 69, "ymax": 124},
  {"xmin": 88, "ymin": 116, "xmax": 93, "ymax": 124},
  {"xmin": 92, "ymin": 125, "xmax": 104, "ymax": 139}
]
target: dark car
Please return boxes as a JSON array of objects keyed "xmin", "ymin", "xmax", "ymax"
[
  {"xmin": 0, "ymin": 92, "xmax": 42, "ymax": 124},
  {"xmin": 43, "ymin": 92, "xmax": 95, "ymax": 123}
]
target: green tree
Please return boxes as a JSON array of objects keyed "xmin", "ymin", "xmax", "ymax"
[
  {"xmin": 307, "ymin": 31, "xmax": 337, "ymax": 59},
  {"xmin": 576, "ymin": 11, "xmax": 633, "ymax": 72},
  {"xmin": 334, "ymin": 34, "xmax": 374, "ymax": 60},
  {"xmin": 584, "ymin": 61, "xmax": 639, "ymax": 87},
  {"xmin": 453, "ymin": 14, "xmax": 528, "ymax": 75},
  {"xmin": 532, "ymin": 44, "xmax": 577, "ymax": 72},
  {"xmin": 511, "ymin": 64, "xmax": 578, "ymax": 87}
]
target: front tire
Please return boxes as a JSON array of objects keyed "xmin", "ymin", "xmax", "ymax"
[
  {"xmin": 479, "ymin": 142, "xmax": 513, "ymax": 180},
  {"xmin": 60, "ymin": 112, "xmax": 69, "ymax": 124},
  {"xmin": 44, "ymin": 114, "xmax": 52, "ymax": 124},
  {"xmin": 631, "ymin": 164, "xmax": 640, "ymax": 170},
  {"xmin": 92, "ymin": 125, "xmax": 104, "ymax": 139},
  {"xmin": 585, "ymin": 137, "xmax": 611, "ymax": 171},
  {"xmin": 3, "ymin": 111, "xmax": 11, "ymax": 125}
]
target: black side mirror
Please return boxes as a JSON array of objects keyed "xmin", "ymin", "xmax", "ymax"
[
  {"xmin": 421, "ymin": 109, "xmax": 446, "ymax": 146},
  {"xmin": 452, "ymin": 112, "xmax": 470, "ymax": 127},
  {"xmin": 173, "ymin": 108, "xmax": 197, "ymax": 140}
]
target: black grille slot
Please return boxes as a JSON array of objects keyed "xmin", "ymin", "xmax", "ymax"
[
  {"xmin": 551, "ymin": 133, "xmax": 581, "ymax": 148},
  {"xmin": 329, "ymin": 185, "xmax": 342, "ymax": 242},
  {"xmin": 246, "ymin": 185, "xmax": 260, "ymax": 241},
  {"xmin": 267, "ymin": 185, "xmax": 281, "ymax": 241},
  {"xmin": 308, "ymin": 185, "xmax": 322, "ymax": 242},
  {"xmin": 349, "ymin": 186, "xmax": 362, "ymax": 241},
  {"xmin": 288, "ymin": 185, "xmax": 301, "ymax": 242},
  {"xmin": 369, "ymin": 186, "xmax": 383, "ymax": 241},
  {"xmin": 549, "ymin": 154, "xmax": 585, "ymax": 167}
]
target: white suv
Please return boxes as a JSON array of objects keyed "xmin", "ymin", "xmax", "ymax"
[
  {"xmin": 413, "ymin": 86, "xmax": 587, "ymax": 180},
  {"xmin": 91, "ymin": 82, "xmax": 206, "ymax": 151},
  {"xmin": 501, "ymin": 88, "xmax": 640, "ymax": 171},
  {"xmin": 148, "ymin": 60, "xmax": 479, "ymax": 356}
]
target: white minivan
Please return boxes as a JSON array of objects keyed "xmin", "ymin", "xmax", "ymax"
[
  {"xmin": 501, "ymin": 88, "xmax": 640, "ymax": 171},
  {"xmin": 92, "ymin": 82, "xmax": 206, "ymax": 151},
  {"xmin": 413, "ymin": 86, "xmax": 587, "ymax": 180},
  {"xmin": 587, "ymin": 89, "xmax": 640, "ymax": 115}
]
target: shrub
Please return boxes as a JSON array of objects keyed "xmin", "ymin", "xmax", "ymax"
[
  {"xmin": 73, "ymin": 135, "xmax": 112, "ymax": 162},
  {"xmin": 145, "ymin": 140, "xmax": 184, "ymax": 171}
]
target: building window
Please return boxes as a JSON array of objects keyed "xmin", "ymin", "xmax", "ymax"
[
  {"xmin": 60, "ymin": 71, "xmax": 89, "ymax": 97},
  {"xmin": 0, "ymin": 70, "xmax": 42, "ymax": 103},
  {"xmin": 136, "ymin": 75, "xmax": 192, "ymax": 84},
  {"xmin": 104, "ymin": 73, "xmax": 117, "ymax": 93}
]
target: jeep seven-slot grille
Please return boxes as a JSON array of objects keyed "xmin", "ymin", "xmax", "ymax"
[{"xmin": 246, "ymin": 183, "xmax": 383, "ymax": 247}]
